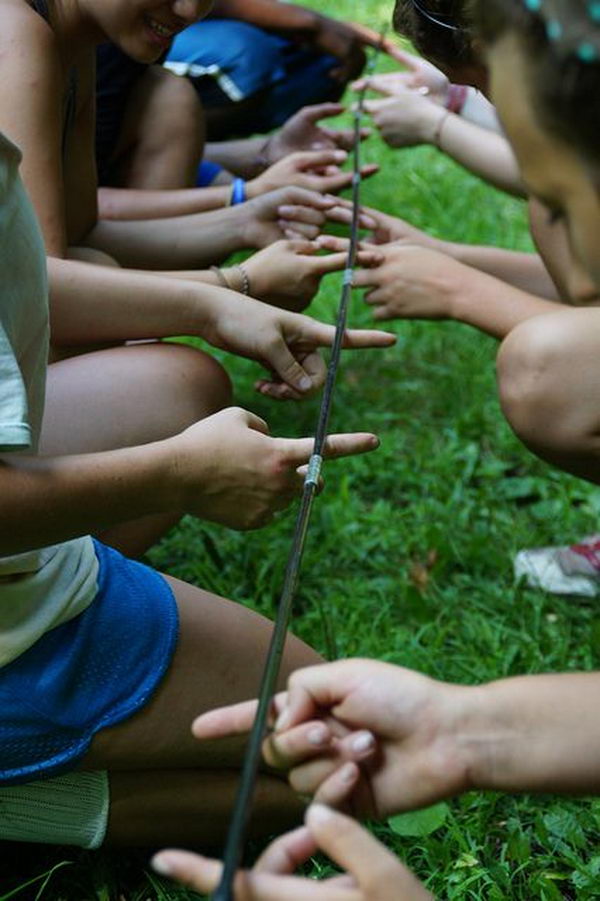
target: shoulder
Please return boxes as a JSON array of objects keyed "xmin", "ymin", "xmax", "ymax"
[{"xmin": 0, "ymin": 0, "xmax": 60, "ymax": 60}]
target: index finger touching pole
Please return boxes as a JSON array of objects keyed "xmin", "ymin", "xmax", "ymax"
[{"xmin": 211, "ymin": 36, "xmax": 387, "ymax": 901}]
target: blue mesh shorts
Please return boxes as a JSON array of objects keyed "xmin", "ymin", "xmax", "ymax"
[{"xmin": 0, "ymin": 540, "xmax": 178, "ymax": 785}]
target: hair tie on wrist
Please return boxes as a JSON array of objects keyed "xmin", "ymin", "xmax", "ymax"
[{"xmin": 445, "ymin": 83, "xmax": 468, "ymax": 114}]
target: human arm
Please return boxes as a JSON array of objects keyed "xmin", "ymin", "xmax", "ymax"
[
  {"xmin": 324, "ymin": 209, "xmax": 560, "ymax": 300},
  {"xmin": 361, "ymin": 90, "xmax": 524, "ymax": 198},
  {"xmin": 353, "ymin": 49, "xmax": 501, "ymax": 132},
  {"xmin": 193, "ymin": 660, "xmax": 600, "ymax": 819},
  {"xmin": 48, "ymin": 256, "xmax": 394, "ymax": 398},
  {"xmin": 96, "ymin": 151, "xmax": 378, "ymax": 222},
  {"xmin": 311, "ymin": 237, "xmax": 560, "ymax": 339},
  {"xmin": 211, "ymin": 0, "xmax": 395, "ymax": 83},
  {"xmin": 164, "ymin": 240, "xmax": 384, "ymax": 314},
  {"xmin": 0, "ymin": 409, "xmax": 380, "ymax": 556},
  {"xmin": 85, "ymin": 187, "xmax": 335, "ymax": 268},
  {"xmin": 152, "ymin": 805, "xmax": 433, "ymax": 900},
  {"xmin": 204, "ymin": 103, "xmax": 371, "ymax": 180}
]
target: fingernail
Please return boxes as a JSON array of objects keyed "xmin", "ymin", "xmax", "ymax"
[
  {"xmin": 333, "ymin": 150, "xmax": 347, "ymax": 161},
  {"xmin": 275, "ymin": 709, "xmax": 291, "ymax": 731},
  {"xmin": 308, "ymin": 726, "xmax": 328, "ymax": 746},
  {"xmin": 299, "ymin": 376, "xmax": 312, "ymax": 391},
  {"xmin": 151, "ymin": 854, "xmax": 174, "ymax": 877},
  {"xmin": 341, "ymin": 762, "xmax": 357, "ymax": 783},
  {"xmin": 308, "ymin": 803, "xmax": 334, "ymax": 825},
  {"xmin": 352, "ymin": 731, "xmax": 375, "ymax": 753},
  {"xmin": 278, "ymin": 205, "xmax": 294, "ymax": 216}
]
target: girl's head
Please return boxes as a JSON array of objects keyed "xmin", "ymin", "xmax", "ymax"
[
  {"xmin": 392, "ymin": 0, "xmax": 485, "ymax": 85},
  {"xmin": 474, "ymin": 0, "xmax": 600, "ymax": 296}
]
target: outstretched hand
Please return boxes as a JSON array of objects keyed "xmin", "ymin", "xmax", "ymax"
[
  {"xmin": 248, "ymin": 149, "xmax": 378, "ymax": 199},
  {"xmin": 152, "ymin": 804, "xmax": 434, "ymax": 900},
  {"xmin": 171, "ymin": 409, "xmax": 380, "ymax": 530},
  {"xmin": 265, "ymin": 103, "xmax": 371, "ymax": 161},
  {"xmin": 192, "ymin": 659, "xmax": 477, "ymax": 819},
  {"xmin": 203, "ymin": 288, "xmax": 395, "ymax": 400},
  {"xmin": 242, "ymin": 239, "xmax": 383, "ymax": 313},
  {"xmin": 353, "ymin": 48, "xmax": 450, "ymax": 102}
]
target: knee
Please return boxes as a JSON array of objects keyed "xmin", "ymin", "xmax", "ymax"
[
  {"xmin": 497, "ymin": 313, "xmax": 583, "ymax": 454},
  {"xmin": 165, "ymin": 343, "xmax": 232, "ymax": 422},
  {"xmin": 147, "ymin": 69, "xmax": 203, "ymax": 156}
]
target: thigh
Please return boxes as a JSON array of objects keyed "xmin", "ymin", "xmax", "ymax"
[
  {"xmin": 40, "ymin": 341, "xmax": 231, "ymax": 455},
  {"xmin": 82, "ymin": 575, "xmax": 321, "ymax": 770}
]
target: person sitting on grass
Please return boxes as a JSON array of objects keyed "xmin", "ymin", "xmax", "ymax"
[
  {"xmin": 0, "ymin": 0, "xmax": 391, "ymax": 364},
  {"xmin": 0, "ymin": 127, "xmax": 388, "ymax": 851},
  {"xmin": 163, "ymin": 0, "xmax": 388, "ymax": 140},
  {"xmin": 94, "ymin": 43, "xmax": 380, "ymax": 221},
  {"xmin": 319, "ymin": 0, "xmax": 600, "ymax": 596},
  {"xmin": 151, "ymin": 0, "xmax": 600, "ymax": 893}
]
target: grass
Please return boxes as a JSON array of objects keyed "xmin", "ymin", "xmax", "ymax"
[{"xmin": 3, "ymin": 6, "xmax": 600, "ymax": 899}]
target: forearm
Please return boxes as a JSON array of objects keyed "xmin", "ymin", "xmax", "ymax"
[
  {"xmin": 0, "ymin": 441, "xmax": 175, "ymax": 556},
  {"xmin": 84, "ymin": 205, "xmax": 246, "ymax": 269},
  {"xmin": 212, "ymin": 0, "xmax": 317, "ymax": 32},
  {"xmin": 97, "ymin": 185, "xmax": 232, "ymax": 221},
  {"xmin": 48, "ymin": 257, "xmax": 218, "ymax": 345},
  {"xmin": 467, "ymin": 672, "xmax": 600, "ymax": 795},
  {"xmin": 205, "ymin": 138, "xmax": 267, "ymax": 179},
  {"xmin": 450, "ymin": 266, "xmax": 561, "ymax": 338},
  {"xmin": 435, "ymin": 114, "xmax": 525, "ymax": 198},
  {"xmin": 447, "ymin": 244, "xmax": 560, "ymax": 300}
]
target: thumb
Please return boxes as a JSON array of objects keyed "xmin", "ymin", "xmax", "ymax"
[
  {"xmin": 266, "ymin": 338, "xmax": 315, "ymax": 394},
  {"xmin": 234, "ymin": 407, "xmax": 271, "ymax": 436},
  {"xmin": 306, "ymin": 806, "xmax": 434, "ymax": 898}
]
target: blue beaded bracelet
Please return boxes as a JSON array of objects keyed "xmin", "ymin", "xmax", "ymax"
[{"xmin": 230, "ymin": 177, "xmax": 247, "ymax": 205}]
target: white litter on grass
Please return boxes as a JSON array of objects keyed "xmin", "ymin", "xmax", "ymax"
[{"xmin": 514, "ymin": 547, "xmax": 599, "ymax": 598}]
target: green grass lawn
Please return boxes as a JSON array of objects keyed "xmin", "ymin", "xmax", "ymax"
[{"xmin": 4, "ymin": 5, "xmax": 600, "ymax": 899}]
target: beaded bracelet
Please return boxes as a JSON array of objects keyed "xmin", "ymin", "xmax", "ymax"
[{"xmin": 210, "ymin": 264, "xmax": 251, "ymax": 296}]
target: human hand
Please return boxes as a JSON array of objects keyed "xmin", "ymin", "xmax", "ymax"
[
  {"xmin": 352, "ymin": 243, "xmax": 466, "ymax": 321},
  {"xmin": 247, "ymin": 150, "xmax": 378, "ymax": 199},
  {"xmin": 152, "ymin": 804, "xmax": 433, "ymax": 900},
  {"xmin": 193, "ymin": 659, "xmax": 477, "ymax": 818},
  {"xmin": 310, "ymin": 16, "xmax": 368, "ymax": 83},
  {"xmin": 242, "ymin": 239, "xmax": 383, "ymax": 313},
  {"xmin": 318, "ymin": 209, "xmax": 444, "ymax": 249},
  {"xmin": 362, "ymin": 90, "xmax": 447, "ymax": 148},
  {"xmin": 265, "ymin": 103, "xmax": 371, "ymax": 160},
  {"xmin": 241, "ymin": 187, "xmax": 337, "ymax": 249},
  {"xmin": 169, "ymin": 409, "xmax": 379, "ymax": 530},
  {"xmin": 353, "ymin": 49, "xmax": 450, "ymax": 102},
  {"xmin": 202, "ymin": 289, "xmax": 396, "ymax": 399}
]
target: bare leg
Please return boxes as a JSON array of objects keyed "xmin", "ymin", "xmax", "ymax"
[
  {"xmin": 105, "ymin": 769, "xmax": 304, "ymax": 848},
  {"xmin": 498, "ymin": 307, "xmax": 600, "ymax": 484},
  {"xmin": 81, "ymin": 576, "xmax": 321, "ymax": 844},
  {"xmin": 111, "ymin": 67, "xmax": 204, "ymax": 190},
  {"xmin": 40, "ymin": 343, "xmax": 231, "ymax": 555}
]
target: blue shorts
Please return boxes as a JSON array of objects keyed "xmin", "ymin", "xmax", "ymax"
[
  {"xmin": 165, "ymin": 20, "xmax": 342, "ymax": 133},
  {"xmin": 0, "ymin": 540, "xmax": 178, "ymax": 785}
]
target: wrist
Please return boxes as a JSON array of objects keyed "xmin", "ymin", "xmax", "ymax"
[{"xmin": 420, "ymin": 104, "xmax": 450, "ymax": 145}]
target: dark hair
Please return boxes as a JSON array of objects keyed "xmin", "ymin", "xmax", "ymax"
[
  {"xmin": 392, "ymin": 0, "xmax": 476, "ymax": 68},
  {"xmin": 473, "ymin": 0, "xmax": 600, "ymax": 165}
]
